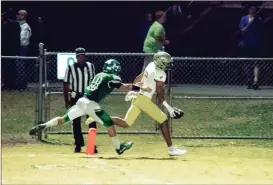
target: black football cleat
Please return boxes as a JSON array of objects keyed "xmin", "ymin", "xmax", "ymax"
[{"xmin": 29, "ymin": 124, "xmax": 46, "ymax": 136}]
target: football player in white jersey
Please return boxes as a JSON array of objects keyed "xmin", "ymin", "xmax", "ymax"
[{"xmin": 110, "ymin": 51, "xmax": 187, "ymax": 156}]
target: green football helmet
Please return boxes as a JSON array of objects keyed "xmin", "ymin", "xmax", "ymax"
[{"xmin": 103, "ymin": 59, "xmax": 121, "ymax": 75}]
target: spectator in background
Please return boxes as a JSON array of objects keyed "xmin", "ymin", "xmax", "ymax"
[
  {"xmin": 36, "ymin": 17, "xmax": 46, "ymax": 44},
  {"xmin": 140, "ymin": 12, "xmax": 153, "ymax": 46},
  {"xmin": 13, "ymin": 10, "xmax": 32, "ymax": 90},
  {"xmin": 166, "ymin": 4, "xmax": 183, "ymax": 56},
  {"xmin": 1, "ymin": 11, "xmax": 21, "ymax": 90},
  {"xmin": 238, "ymin": 5, "xmax": 263, "ymax": 90},
  {"xmin": 142, "ymin": 11, "xmax": 170, "ymax": 72},
  {"xmin": 1, "ymin": 12, "xmax": 21, "ymax": 56},
  {"xmin": 30, "ymin": 16, "xmax": 46, "ymax": 56},
  {"xmin": 17, "ymin": 10, "xmax": 32, "ymax": 56}
]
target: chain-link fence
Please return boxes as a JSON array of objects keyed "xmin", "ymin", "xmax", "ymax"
[
  {"xmin": 1, "ymin": 55, "xmax": 40, "ymax": 143},
  {"xmin": 2, "ymin": 43, "xmax": 45, "ymax": 142},
  {"xmin": 169, "ymin": 57, "xmax": 273, "ymax": 139},
  {"xmin": 171, "ymin": 57, "xmax": 273, "ymax": 86},
  {"xmin": 4, "ymin": 45, "xmax": 271, "ymax": 141},
  {"xmin": 42, "ymin": 51, "xmax": 273, "ymax": 140}
]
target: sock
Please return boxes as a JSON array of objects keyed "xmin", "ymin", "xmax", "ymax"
[
  {"xmin": 168, "ymin": 145, "xmax": 176, "ymax": 151},
  {"xmin": 43, "ymin": 117, "xmax": 58, "ymax": 128},
  {"xmin": 111, "ymin": 136, "xmax": 121, "ymax": 150},
  {"xmin": 88, "ymin": 121, "xmax": 97, "ymax": 129}
]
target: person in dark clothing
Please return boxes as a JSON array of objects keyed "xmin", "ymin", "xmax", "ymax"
[
  {"xmin": 140, "ymin": 12, "xmax": 153, "ymax": 48},
  {"xmin": 36, "ymin": 17, "xmax": 46, "ymax": 43},
  {"xmin": 29, "ymin": 17, "xmax": 46, "ymax": 56},
  {"xmin": 1, "ymin": 17, "xmax": 21, "ymax": 55},
  {"xmin": 1, "ymin": 13, "xmax": 21, "ymax": 90},
  {"xmin": 63, "ymin": 47, "xmax": 98, "ymax": 153},
  {"xmin": 165, "ymin": 5, "xmax": 183, "ymax": 56}
]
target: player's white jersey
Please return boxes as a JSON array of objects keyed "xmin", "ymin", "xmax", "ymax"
[{"xmin": 139, "ymin": 62, "xmax": 166, "ymax": 99}]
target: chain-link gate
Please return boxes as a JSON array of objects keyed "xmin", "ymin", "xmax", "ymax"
[
  {"xmin": 1, "ymin": 52, "xmax": 42, "ymax": 142},
  {"xmin": 169, "ymin": 57, "xmax": 273, "ymax": 139},
  {"xmin": 43, "ymin": 52, "xmax": 166, "ymax": 137}
]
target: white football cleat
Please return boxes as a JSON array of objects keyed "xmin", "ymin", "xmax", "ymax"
[{"xmin": 168, "ymin": 148, "xmax": 187, "ymax": 156}]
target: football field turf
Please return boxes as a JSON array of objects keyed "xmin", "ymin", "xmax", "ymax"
[
  {"xmin": 2, "ymin": 91, "xmax": 273, "ymax": 184},
  {"xmin": 2, "ymin": 136, "xmax": 273, "ymax": 184}
]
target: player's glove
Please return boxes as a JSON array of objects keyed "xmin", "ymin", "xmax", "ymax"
[
  {"xmin": 163, "ymin": 101, "xmax": 184, "ymax": 119},
  {"xmin": 125, "ymin": 91, "xmax": 137, "ymax": 102},
  {"xmin": 125, "ymin": 84, "xmax": 152, "ymax": 102}
]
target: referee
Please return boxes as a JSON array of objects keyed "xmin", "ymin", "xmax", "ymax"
[{"xmin": 63, "ymin": 47, "xmax": 98, "ymax": 153}]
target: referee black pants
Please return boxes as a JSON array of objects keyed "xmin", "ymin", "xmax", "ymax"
[{"xmin": 70, "ymin": 95, "xmax": 97, "ymax": 148}]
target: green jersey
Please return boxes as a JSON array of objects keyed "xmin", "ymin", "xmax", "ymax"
[
  {"xmin": 84, "ymin": 72, "xmax": 122, "ymax": 103},
  {"xmin": 143, "ymin": 21, "xmax": 165, "ymax": 53}
]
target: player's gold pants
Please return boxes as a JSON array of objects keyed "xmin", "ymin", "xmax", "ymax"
[{"xmin": 124, "ymin": 94, "xmax": 167, "ymax": 126}]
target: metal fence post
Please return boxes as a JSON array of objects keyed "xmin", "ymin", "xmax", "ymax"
[
  {"xmin": 167, "ymin": 67, "xmax": 173, "ymax": 136},
  {"xmin": 35, "ymin": 57, "xmax": 39, "ymax": 131},
  {"xmin": 43, "ymin": 49, "xmax": 48, "ymax": 139},
  {"xmin": 38, "ymin": 43, "xmax": 44, "ymax": 140}
]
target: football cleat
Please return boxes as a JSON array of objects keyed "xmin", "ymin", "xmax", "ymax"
[
  {"xmin": 168, "ymin": 148, "xmax": 187, "ymax": 156},
  {"xmin": 116, "ymin": 141, "xmax": 133, "ymax": 155},
  {"xmin": 29, "ymin": 124, "xmax": 46, "ymax": 136}
]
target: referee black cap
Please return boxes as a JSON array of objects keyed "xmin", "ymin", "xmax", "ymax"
[{"xmin": 75, "ymin": 47, "xmax": 86, "ymax": 56}]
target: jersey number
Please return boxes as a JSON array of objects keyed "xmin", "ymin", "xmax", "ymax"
[{"xmin": 88, "ymin": 75, "xmax": 103, "ymax": 91}]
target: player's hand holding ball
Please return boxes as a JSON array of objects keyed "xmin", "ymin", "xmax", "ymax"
[
  {"xmin": 163, "ymin": 101, "xmax": 184, "ymax": 119},
  {"xmin": 171, "ymin": 107, "xmax": 184, "ymax": 119}
]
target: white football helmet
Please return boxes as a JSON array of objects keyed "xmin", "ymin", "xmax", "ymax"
[{"xmin": 153, "ymin": 51, "xmax": 173, "ymax": 70}]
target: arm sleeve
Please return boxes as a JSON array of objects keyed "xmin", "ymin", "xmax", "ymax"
[
  {"xmin": 91, "ymin": 63, "xmax": 96, "ymax": 79},
  {"xmin": 63, "ymin": 67, "xmax": 71, "ymax": 84},
  {"xmin": 87, "ymin": 62, "xmax": 96, "ymax": 79},
  {"xmin": 20, "ymin": 25, "xmax": 31, "ymax": 46},
  {"xmin": 154, "ymin": 70, "xmax": 167, "ymax": 82},
  {"xmin": 109, "ymin": 75, "xmax": 122, "ymax": 89},
  {"xmin": 109, "ymin": 80, "xmax": 122, "ymax": 89}
]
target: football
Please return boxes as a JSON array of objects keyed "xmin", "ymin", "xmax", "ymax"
[{"xmin": 172, "ymin": 107, "xmax": 184, "ymax": 119}]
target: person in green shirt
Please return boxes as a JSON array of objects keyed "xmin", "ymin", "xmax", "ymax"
[
  {"xmin": 29, "ymin": 59, "xmax": 136, "ymax": 155},
  {"xmin": 142, "ymin": 10, "xmax": 170, "ymax": 72}
]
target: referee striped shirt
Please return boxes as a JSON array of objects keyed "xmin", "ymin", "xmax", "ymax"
[{"xmin": 64, "ymin": 62, "xmax": 95, "ymax": 94}]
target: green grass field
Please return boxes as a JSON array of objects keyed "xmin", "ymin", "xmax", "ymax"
[{"xmin": 2, "ymin": 90, "xmax": 273, "ymax": 184}]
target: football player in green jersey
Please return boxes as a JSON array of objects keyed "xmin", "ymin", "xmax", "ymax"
[{"xmin": 29, "ymin": 59, "xmax": 145, "ymax": 155}]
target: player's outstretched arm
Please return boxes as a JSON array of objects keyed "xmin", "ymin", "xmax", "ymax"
[
  {"xmin": 119, "ymin": 83, "xmax": 133, "ymax": 91},
  {"xmin": 119, "ymin": 83, "xmax": 152, "ymax": 92}
]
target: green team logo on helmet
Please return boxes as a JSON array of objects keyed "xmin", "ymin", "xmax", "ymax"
[{"xmin": 103, "ymin": 59, "xmax": 121, "ymax": 75}]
